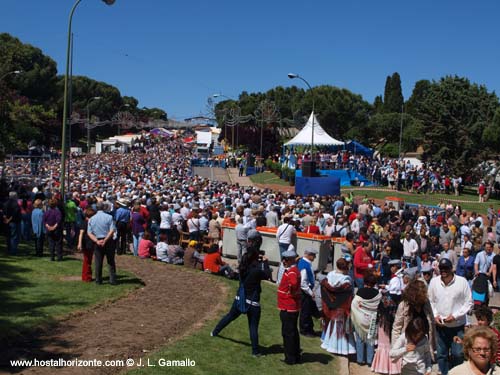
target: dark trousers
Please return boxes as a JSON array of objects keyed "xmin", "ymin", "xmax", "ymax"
[
  {"xmin": 64, "ymin": 222, "xmax": 76, "ymax": 248},
  {"xmin": 47, "ymin": 231, "xmax": 62, "ymax": 260},
  {"xmin": 116, "ymin": 222, "xmax": 128, "ymax": 255},
  {"xmin": 280, "ymin": 310, "xmax": 301, "ymax": 364},
  {"xmin": 7, "ymin": 222, "xmax": 20, "ymax": 255},
  {"xmin": 300, "ymin": 292, "xmax": 319, "ymax": 334},
  {"xmin": 212, "ymin": 300, "xmax": 261, "ymax": 355},
  {"xmin": 436, "ymin": 325, "xmax": 464, "ymax": 375},
  {"xmin": 94, "ymin": 239, "xmax": 116, "ymax": 284},
  {"xmin": 34, "ymin": 233, "xmax": 44, "ymax": 256}
]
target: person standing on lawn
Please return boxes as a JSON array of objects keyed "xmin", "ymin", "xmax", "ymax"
[
  {"xmin": 211, "ymin": 230, "xmax": 272, "ymax": 357},
  {"xmin": 87, "ymin": 201, "xmax": 117, "ymax": 285},
  {"xmin": 278, "ymin": 249, "xmax": 302, "ymax": 365}
]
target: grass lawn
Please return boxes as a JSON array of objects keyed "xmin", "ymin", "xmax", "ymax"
[
  {"xmin": 343, "ymin": 187, "xmax": 500, "ymax": 213},
  {"xmin": 0, "ymin": 238, "xmax": 141, "ymax": 340},
  {"xmin": 129, "ymin": 278, "xmax": 336, "ymax": 375},
  {"xmin": 250, "ymin": 172, "xmax": 290, "ymax": 186}
]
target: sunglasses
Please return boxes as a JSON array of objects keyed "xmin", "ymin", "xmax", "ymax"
[{"xmin": 439, "ymin": 267, "xmax": 452, "ymax": 272}]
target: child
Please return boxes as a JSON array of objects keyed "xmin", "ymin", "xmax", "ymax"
[
  {"xmin": 390, "ymin": 317, "xmax": 432, "ymax": 375},
  {"xmin": 138, "ymin": 231, "xmax": 155, "ymax": 259},
  {"xmin": 156, "ymin": 233, "xmax": 169, "ymax": 262}
]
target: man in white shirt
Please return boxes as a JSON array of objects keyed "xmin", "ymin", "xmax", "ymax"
[
  {"xmin": 402, "ymin": 231, "xmax": 419, "ymax": 258},
  {"xmin": 428, "ymin": 258, "xmax": 473, "ymax": 375},
  {"xmin": 350, "ymin": 213, "xmax": 362, "ymax": 235},
  {"xmin": 276, "ymin": 216, "xmax": 296, "ymax": 257},
  {"xmin": 297, "ymin": 248, "xmax": 319, "ymax": 337}
]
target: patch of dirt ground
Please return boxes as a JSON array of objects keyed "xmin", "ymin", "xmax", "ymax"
[{"xmin": 2, "ymin": 256, "xmax": 228, "ymax": 375}]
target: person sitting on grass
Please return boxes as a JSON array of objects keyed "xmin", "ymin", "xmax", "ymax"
[
  {"xmin": 138, "ymin": 231, "xmax": 155, "ymax": 259},
  {"xmin": 203, "ymin": 244, "xmax": 234, "ymax": 277},
  {"xmin": 184, "ymin": 240, "xmax": 204, "ymax": 270},
  {"xmin": 155, "ymin": 232, "xmax": 169, "ymax": 262},
  {"xmin": 166, "ymin": 243, "xmax": 184, "ymax": 265}
]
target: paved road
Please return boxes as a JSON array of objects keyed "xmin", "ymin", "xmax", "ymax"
[{"xmin": 193, "ymin": 166, "xmax": 232, "ymax": 184}]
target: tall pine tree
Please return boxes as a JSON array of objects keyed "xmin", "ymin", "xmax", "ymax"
[{"xmin": 383, "ymin": 72, "xmax": 404, "ymax": 113}]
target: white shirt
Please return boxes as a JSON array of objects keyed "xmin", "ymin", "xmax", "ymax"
[
  {"xmin": 160, "ymin": 210, "xmax": 172, "ymax": 229},
  {"xmin": 300, "ymin": 257, "xmax": 314, "ymax": 296},
  {"xmin": 187, "ymin": 218, "xmax": 200, "ymax": 233},
  {"xmin": 428, "ymin": 274, "xmax": 473, "ymax": 327},
  {"xmin": 402, "ymin": 238, "xmax": 419, "ymax": 257},
  {"xmin": 351, "ymin": 219, "xmax": 360, "ymax": 234},
  {"xmin": 387, "ymin": 274, "xmax": 403, "ymax": 295},
  {"xmin": 276, "ymin": 223, "xmax": 296, "ymax": 244}
]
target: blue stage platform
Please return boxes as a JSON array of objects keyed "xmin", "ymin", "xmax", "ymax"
[
  {"xmin": 295, "ymin": 169, "xmax": 373, "ymax": 187},
  {"xmin": 295, "ymin": 176, "xmax": 341, "ymax": 196}
]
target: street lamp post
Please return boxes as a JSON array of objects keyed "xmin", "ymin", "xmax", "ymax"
[
  {"xmin": 288, "ymin": 73, "xmax": 316, "ymax": 174},
  {"xmin": 212, "ymin": 93, "xmax": 234, "ymax": 153},
  {"xmin": 86, "ymin": 96, "xmax": 102, "ymax": 152},
  {"xmin": 0, "ymin": 70, "xmax": 22, "ymax": 82},
  {"xmin": 60, "ymin": 0, "xmax": 116, "ymax": 200},
  {"xmin": 117, "ymin": 103, "xmax": 130, "ymax": 135}
]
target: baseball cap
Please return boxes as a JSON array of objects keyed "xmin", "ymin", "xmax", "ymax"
[{"xmin": 438, "ymin": 258, "xmax": 453, "ymax": 270}]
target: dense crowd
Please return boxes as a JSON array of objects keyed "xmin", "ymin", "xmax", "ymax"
[{"xmin": 2, "ymin": 134, "xmax": 500, "ymax": 374}]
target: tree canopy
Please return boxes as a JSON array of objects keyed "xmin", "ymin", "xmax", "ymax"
[{"xmin": 2, "ymin": 32, "xmax": 500, "ymax": 178}]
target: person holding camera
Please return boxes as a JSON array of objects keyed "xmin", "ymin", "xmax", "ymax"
[{"xmin": 211, "ymin": 229, "xmax": 272, "ymax": 357}]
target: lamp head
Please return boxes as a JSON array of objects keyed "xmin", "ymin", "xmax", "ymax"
[
  {"xmin": 13, "ymin": 70, "xmax": 22, "ymax": 74},
  {"xmin": 288, "ymin": 73, "xmax": 298, "ymax": 79},
  {"xmin": 102, "ymin": 0, "xmax": 116, "ymax": 5},
  {"xmin": 93, "ymin": 96, "xmax": 102, "ymax": 100},
  {"xmin": 212, "ymin": 94, "xmax": 221, "ymax": 98}
]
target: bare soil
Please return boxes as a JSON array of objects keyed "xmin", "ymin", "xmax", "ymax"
[{"xmin": 1, "ymin": 256, "xmax": 228, "ymax": 375}]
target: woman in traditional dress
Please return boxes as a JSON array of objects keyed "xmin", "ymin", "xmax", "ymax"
[
  {"xmin": 351, "ymin": 270, "xmax": 382, "ymax": 366},
  {"xmin": 320, "ymin": 258, "xmax": 355, "ymax": 355},
  {"xmin": 371, "ymin": 289, "xmax": 401, "ymax": 374}
]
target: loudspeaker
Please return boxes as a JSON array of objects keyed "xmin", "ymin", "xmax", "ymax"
[{"xmin": 302, "ymin": 161, "xmax": 317, "ymax": 177}]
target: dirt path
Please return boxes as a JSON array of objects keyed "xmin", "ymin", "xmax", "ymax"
[{"xmin": 2, "ymin": 256, "xmax": 228, "ymax": 375}]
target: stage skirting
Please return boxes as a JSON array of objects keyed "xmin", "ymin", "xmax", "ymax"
[{"xmin": 295, "ymin": 176, "xmax": 341, "ymax": 196}]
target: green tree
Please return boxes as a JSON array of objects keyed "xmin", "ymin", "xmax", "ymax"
[
  {"xmin": 373, "ymin": 95, "xmax": 384, "ymax": 114},
  {"xmin": 482, "ymin": 108, "xmax": 500, "ymax": 149},
  {"xmin": 408, "ymin": 76, "xmax": 499, "ymax": 174},
  {"xmin": 383, "ymin": 72, "xmax": 404, "ymax": 113},
  {"xmin": 0, "ymin": 33, "xmax": 58, "ymax": 103}
]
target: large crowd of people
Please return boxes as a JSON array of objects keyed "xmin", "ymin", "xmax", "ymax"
[{"xmin": 2, "ymin": 133, "xmax": 500, "ymax": 374}]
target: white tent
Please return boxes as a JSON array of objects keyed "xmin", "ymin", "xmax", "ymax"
[{"xmin": 284, "ymin": 112, "xmax": 343, "ymax": 147}]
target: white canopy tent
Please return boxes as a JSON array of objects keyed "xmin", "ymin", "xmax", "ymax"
[{"xmin": 284, "ymin": 112, "xmax": 343, "ymax": 147}]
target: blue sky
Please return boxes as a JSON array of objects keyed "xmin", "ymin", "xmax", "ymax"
[{"xmin": 2, "ymin": 0, "xmax": 500, "ymax": 119}]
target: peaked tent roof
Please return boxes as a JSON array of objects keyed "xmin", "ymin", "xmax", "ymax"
[{"xmin": 284, "ymin": 112, "xmax": 343, "ymax": 147}]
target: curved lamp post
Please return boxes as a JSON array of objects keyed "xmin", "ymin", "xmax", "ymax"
[
  {"xmin": 60, "ymin": 0, "xmax": 116, "ymax": 199},
  {"xmin": 288, "ymin": 73, "xmax": 316, "ymax": 164},
  {"xmin": 212, "ymin": 93, "xmax": 234, "ymax": 153},
  {"xmin": 0, "ymin": 70, "xmax": 22, "ymax": 81}
]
